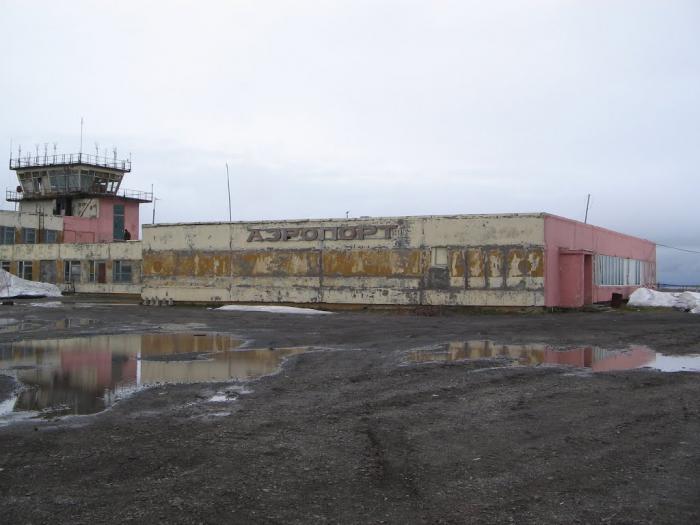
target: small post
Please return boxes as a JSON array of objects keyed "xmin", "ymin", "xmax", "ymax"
[
  {"xmin": 584, "ymin": 194, "xmax": 591, "ymax": 224},
  {"xmin": 152, "ymin": 185, "xmax": 156, "ymax": 225},
  {"xmin": 226, "ymin": 162, "xmax": 232, "ymax": 222},
  {"xmin": 79, "ymin": 117, "xmax": 84, "ymax": 156}
]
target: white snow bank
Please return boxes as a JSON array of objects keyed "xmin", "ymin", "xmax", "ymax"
[
  {"xmin": 0, "ymin": 269, "xmax": 62, "ymax": 298},
  {"xmin": 628, "ymin": 288, "xmax": 700, "ymax": 314},
  {"xmin": 214, "ymin": 305, "xmax": 332, "ymax": 315}
]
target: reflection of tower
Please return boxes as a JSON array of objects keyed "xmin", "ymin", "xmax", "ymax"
[{"xmin": 4, "ymin": 336, "xmax": 141, "ymax": 414}]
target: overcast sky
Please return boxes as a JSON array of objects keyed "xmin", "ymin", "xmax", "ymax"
[{"xmin": 1, "ymin": 0, "xmax": 698, "ymax": 282}]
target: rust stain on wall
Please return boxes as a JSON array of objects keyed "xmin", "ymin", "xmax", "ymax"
[
  {"xmin": 508, "ymin": 248, "xmax": 528, "ymax": 277},
  {"xmin": 143, "ymin": 252, "xmax": 177, "ymax": 277},
  {"xmin": 448, "ymin": 250, "xmax": 465, "ymax": 277},
  {"xmin": 232, "ymin": 251, "xmax": 320, "ymax": 277},
  {"xmin": 528, "ymin": 249, "xmax": 544, "ymax": 277},
  {"xmin": 144, "ymin": 251, "xmax": 230, "ymax": 277},
  {"xmin": 193, "ymin": 253, "xmax": 230, "ymax": 277},
  {"xmin": 323, "ymin": 249, "xmax": 425, "ymax": 277},
  {"xmin": 467, "ymin": 249, "xmax": 484, "ymax": 277},
  {"xmin": 488, "ymin": 249, "xmax": 503, "ymax": 279}
]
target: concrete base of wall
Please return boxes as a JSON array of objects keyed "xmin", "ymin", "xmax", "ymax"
[{"xmin": 147, "ymin": 300, "xmax": 549, "ymax": 315}]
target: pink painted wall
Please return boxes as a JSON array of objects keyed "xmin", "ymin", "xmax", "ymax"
[
  {"xmin": 63, "ymin": 198, "xmax": 140, "ymax": 243},
  {"xmin": 544, "ymin": 215, "xmax": 656, "ymax": 307}
]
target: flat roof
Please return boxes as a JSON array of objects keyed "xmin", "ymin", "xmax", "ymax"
[{"xmin": 144, "ymin": 212, "xmax": 548, "ymax": 228}]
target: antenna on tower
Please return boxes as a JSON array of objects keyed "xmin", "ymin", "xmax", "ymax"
[
  {"xmin": 52, "ymin": 142, "xmax": 57, "ymax": 155},
  {"xmin": 34, "ymin": 144, "xmax": 39, "ymax": 158},
  {"xmin": 112, "ymin": 147, "xmax": 117, "ymax": 161},
  {"xmin": 94, "ymin": 142, "xmax": 99, "ymax": 157},
  {"xmin": 43, "ymin": 143, "xmax": 48, "ymax": 162},
  {"xmin": 80, "ymin": 117, "xmax": 84, "ymax": 154}
]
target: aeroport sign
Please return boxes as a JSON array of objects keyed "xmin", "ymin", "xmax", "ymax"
[{"xmin": 246, "ymin": 224, "xmax": 398, "ymax": 242}]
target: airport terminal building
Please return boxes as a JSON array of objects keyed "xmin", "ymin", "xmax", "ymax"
[{"xmin": 1, "ymin": 152, "xmax": 655, "ymax": 308}]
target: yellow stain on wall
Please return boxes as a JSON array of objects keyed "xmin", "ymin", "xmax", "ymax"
[
  {"xmin": 323, "ymin": 249, "xmax": 425, "ymax": 277},
  {"xmin": 232, "ymin": 251, "xmax": 320, "ymax": 277},
  {"xmin": 449, "ymin": 249, "xmax": 466, "ymax": 277},
  {"xmin": 467, "ymin": 249, "xmax": 484, "ymax": 278}
]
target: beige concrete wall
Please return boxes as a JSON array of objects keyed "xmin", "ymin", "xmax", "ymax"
[
  {"xmin": 0, "ymin": 210, "xmax": 63, "ymax": 231},
  {"xmin": 142, "ymin": 214, "xmax": 546, "ymax": 306},
  {"xmin": 0, "ymin": 241, "xmax": 141, "ymax": 294}
]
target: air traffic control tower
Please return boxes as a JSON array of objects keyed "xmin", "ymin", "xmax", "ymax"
[{"xmin": 6, "ymin": 150, "xmax": 152, "ymax": 243}]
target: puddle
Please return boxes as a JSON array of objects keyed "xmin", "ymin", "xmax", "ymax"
[
  {"xmin": 0, "ymin": 318, "xmax": 97, "ymax": 333},
  {"xmin": 0, "ymin": 320, "xmax": 43, "ymax": 333},
  {"xmin": 53, "ymin": 318, "xmax": 98, "ymax": 329},
  {"xmin": 406, "ymin": 340, "xmax": 700, "ymax": 373},
  {"xmin": 0, "ymin": 333, "xmax": 310, "ymax": 420}
]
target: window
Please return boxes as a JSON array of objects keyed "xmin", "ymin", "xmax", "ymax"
[
  {"xmin": 113, "ymin": 260, "xmax": 132, "ymax": 283},
  {"xmin": 431, "ymin": 247, "xmax": 448, "ymax": 267},
  {"xmin": 595, "ymin": 255, "xmax": 646, "ymax": 286},
  {"xmin": 0, "ymin": 226, "xmax": 15, "ymax": 245},
  {"xmin": 113, "ymin": 204, "xmax": 125, "ymax": 240},
  {"xmin": 1, "ymin": 261, "xmax": 10, "ymax": 272},
  {"xmin": 18, "ymin": 261, "xmax": 33, "ymax": 281},
  {"xmin": 43, "ymin": 230, "xmax": 58, "ymax": 243},
  {"xmin": 88, "ymin": 260, "xmax": 107, "ymax": 283},
  {"xmin": 40, "ymin": 260, "xmax": 57, "ymax": 283},
  {"xmin": 22, "ymin": 228, "xmax": 37, "ymax": 244},
  {"xmin": 64, "ymin": 260, "xmax": 81, "ymax": 283}
]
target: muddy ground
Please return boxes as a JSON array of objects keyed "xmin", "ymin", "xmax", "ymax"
[{"xmin": 0, "ymin": 299, "xmax": 699, "ymax": 524}]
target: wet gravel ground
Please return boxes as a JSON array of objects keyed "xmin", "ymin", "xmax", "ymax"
[{"xmin": 0, "ymin": 299, "xmax": 699, "ymax": 524}]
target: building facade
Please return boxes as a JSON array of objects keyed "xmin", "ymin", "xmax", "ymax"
[
  {"xmin": 1, "ymin": 151, "xmax": 655, "ymax": 307},
  {"xmin": 0, "ymin": 151, "xmax": 151, "ymax": 294},
  {"xmin": 140, "ymin": 214, "xmax": 656, "ymax": 308}
]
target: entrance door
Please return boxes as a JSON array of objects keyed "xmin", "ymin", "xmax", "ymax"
[{"xmin": 559, "ymin": 253, "xmax": 584, "ymax": 307}]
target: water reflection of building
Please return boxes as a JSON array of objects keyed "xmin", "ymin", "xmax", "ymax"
[
  {"xmin": 0, "ymin": 333, "xmax": 306, "ymax": 416},
  {"xmin": 408, "ymin": 341, "xmax": 656, "ymax": 372}
]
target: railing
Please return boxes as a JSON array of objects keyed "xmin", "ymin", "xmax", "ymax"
[
  {"xmin": 9, "ymin": 153, "xmax": 131, "ymax": 171},
  {"xmin": 118, "ymin": 188, "xmax": 153, "ymax": 201},
  {"xmin": 6, "ymin": 187, "xmax": 152, "ymax": 202}
]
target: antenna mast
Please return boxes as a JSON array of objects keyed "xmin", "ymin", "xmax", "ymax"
[
  {"xmin": 226, "ymin": 163, "xmax": 232, "ymax": 222},
  {"xmin": 584, "ymin": 194, "xmax": 591, "ymax": 224}
]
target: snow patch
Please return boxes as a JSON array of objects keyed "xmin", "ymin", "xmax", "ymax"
[
  {"xmin": 628, "ymin": 288, "xmax": 700, "ymax": 314},
  {"xmin": 214, "ymin": 305, "xmax": 332, "ymax": 315},
  {"xmin": 0, "ymin": 269, "xmax": 62, "ymax": 298}
]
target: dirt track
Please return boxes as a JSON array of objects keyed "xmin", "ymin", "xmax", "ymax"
[{"xmin": 1, "ymin": 301, "xmax": 699, "ymax": 524}]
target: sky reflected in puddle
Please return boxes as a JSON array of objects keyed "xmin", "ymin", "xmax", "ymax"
[
  {"xmin": 406, "ymin": 340, "xmax": 700, "ymax": 373},
  {"xmin": 0, "ymin": 333, "xmax": 309, "ymax": 419}
]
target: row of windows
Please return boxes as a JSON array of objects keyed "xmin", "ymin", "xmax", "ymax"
[
  {"xmin": 594, "ymin": 255, "xmax": 648, "ymax": 286},
  {"xmin": 1, "ymin": 260, "xmax": 136, "ymax": 284},
  {"xmin": 0, "ymin": 226, "xmax": 59, "ymax": 245}
]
